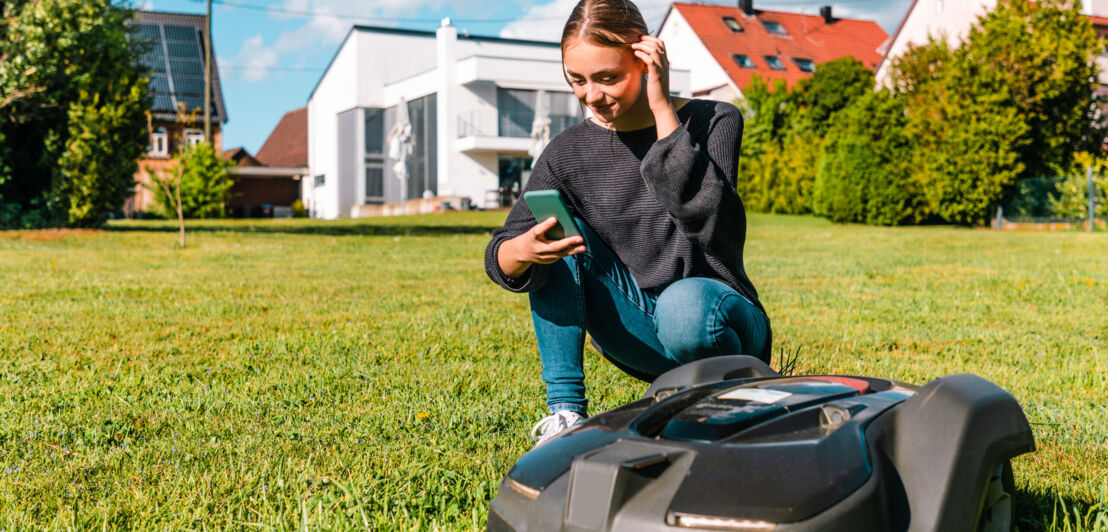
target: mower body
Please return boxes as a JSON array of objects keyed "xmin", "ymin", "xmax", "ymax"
[{"xmin": 487, "ymin": 356, "xmax": 1034, "ymax": 532}]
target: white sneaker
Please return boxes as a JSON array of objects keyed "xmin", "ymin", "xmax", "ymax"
[{"xmin": 530, "ymin": 411, "xmax": 585, "ymax": 447}]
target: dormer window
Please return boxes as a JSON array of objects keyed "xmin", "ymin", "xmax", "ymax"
[
  {"xmin": 731, "ymin": 54, "xmax": 757, "ymax": 69},
  {"xmin": 764, "ymin": 55, "xmax": 786, "ymax": 70},
  {"xmin": 761, "ymin": 20, "xmax": 788, "ymax": 35},
  {"xmin": 722, "ymin": 17, "xmax": 743, "ymax": 32},
  {"xmin": 792, "ymin": 58, "xmax": 815, "ymax": 72}
]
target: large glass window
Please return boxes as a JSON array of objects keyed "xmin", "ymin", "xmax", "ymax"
[
  {"xmin": 498, "ymin": 88, "xmax": 536, "ymax": 138},
  {"xmin": 547, "ymin": 91, "xmax": 581, "ymax": 137},
  {"xmin": 365, "ymin": 166, "xmax": 384, "ymax": 200},
  {"xmin": 364, "ymin": 108, "xmax": 385, "ymax": 202},
  {"xmin": 403, "ymin": 95, "xmax": 437, "ymax": 201}
]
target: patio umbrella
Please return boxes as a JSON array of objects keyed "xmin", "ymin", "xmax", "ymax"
[
  {"xmin": 529, "ymin": 91, "xmax": 551, "ymax": 161},
  {"xmin": 386, "ymin": 97, "xmax": 414, "ymax": 213}
]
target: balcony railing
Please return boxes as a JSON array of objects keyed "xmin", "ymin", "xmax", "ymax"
[{"xmin": 457, "ymin": 110, "xmax": 581, "ymax": 139}]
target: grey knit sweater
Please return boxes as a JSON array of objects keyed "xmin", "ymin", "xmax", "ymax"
[{"xmin": 484, "ymin": 98, "xmax": 765, "ymax": 319}]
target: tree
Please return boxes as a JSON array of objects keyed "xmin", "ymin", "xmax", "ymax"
[
  {"xmin": 815, "ymin": 90, "xmax": 925, "ymax": 225},
  {"xmin": 0, "ymin": 0, "xmax": 149, "ymax": 228},
  {"xmin": 790, "ymin": 57, "xmax": 876, "ymax": 137},
  {"xmin": 144, "ymin": 104, "xmax": 233, "ymax": 247},
  {"xmin": 964, "ymin": 0, "xmax": 1101, "ymax": 179},
  {"xmin": 153, "ymin": 141, "xmax": 234, "ymax": 220},
  {"xmin": 884, "ymin": 0, "xmax": 1099, "ymax": 226},
  {"xmin": 737, "ymin": 60, "xmax": 875, "ymax": 215}
]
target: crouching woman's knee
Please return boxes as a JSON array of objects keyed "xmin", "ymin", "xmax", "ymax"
[{"xmin": 654, "ymin": 278, "xmax": 746, "ymax": 365}]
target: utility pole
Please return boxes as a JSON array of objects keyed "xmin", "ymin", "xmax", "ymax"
[{"xmin": 204, "ymin": 0, "xmax": 212, "ymax": 143}]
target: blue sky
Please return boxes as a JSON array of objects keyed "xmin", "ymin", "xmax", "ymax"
[{"xmin": 138, "ymin": 0, "xmax": 914, "ymax": 154}]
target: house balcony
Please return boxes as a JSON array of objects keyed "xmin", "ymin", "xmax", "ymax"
[
  {"xmin": 456, "ymin": 110, "xmax": 580, "ymax": 155},
  {"xmin": 456, "ymin": 55, "xmax": 567, "ymax": 90}
]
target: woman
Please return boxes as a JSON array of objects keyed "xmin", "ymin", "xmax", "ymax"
[{"xmin": 483, "ymin": 0, "xmax": 771, "ymax": 445}]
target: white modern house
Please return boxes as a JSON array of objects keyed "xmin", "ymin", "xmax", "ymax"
[
  {"xmin": 305, "ymin": 20, "xmax": 691, "ymax": 219},
  {"xmin": 875, "ymin": 0, "xmax": 1108, "ymax": 87}
]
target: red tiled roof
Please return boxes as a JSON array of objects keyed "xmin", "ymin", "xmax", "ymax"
[
  {"xmin": 224, "ymin": 146, "xmax": 264, "ymax": 167},
  {"xmin": 256, "ymin": 107, "xmax": 307, "ymax": 167},
  {"xmin": 673, "ymin": 3, "xmax": 889, "ymax": 91}
]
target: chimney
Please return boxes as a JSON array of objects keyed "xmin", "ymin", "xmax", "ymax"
[
  {"xmin": 820, "ymin": 5, "xmax": 834, "ymax": 23},
  {"xmin": 740, "ymin": 0, "xmax": 754, "ymax": 16}
]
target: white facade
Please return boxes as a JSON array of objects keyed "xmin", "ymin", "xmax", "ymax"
[
  {"xmin": 876, "ymin": 0, "xmax": 1108, "ymax": 86},
  {"xmin": 305, "ymin": 22, "xmax": 692, "ymax": 219},
  {"xmin": 657, "ymin": 8, "xmax": 742, "ymax": 102}
]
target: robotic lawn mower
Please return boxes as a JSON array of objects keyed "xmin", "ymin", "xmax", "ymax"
[{"xmin": 488, "ymin": 356, "xmax": 1034, "ymax": 532}]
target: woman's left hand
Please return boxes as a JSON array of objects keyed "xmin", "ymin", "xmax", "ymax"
[{"xmin": 631, "ymin": 35, "xmax": 671, "ymax": 112}]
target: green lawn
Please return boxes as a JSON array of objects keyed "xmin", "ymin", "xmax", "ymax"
[{"xmin": 0, "ymin": 212, "xmax": 1105, "ymax": 530}]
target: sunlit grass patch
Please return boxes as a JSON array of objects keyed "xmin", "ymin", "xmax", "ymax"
[{"xmin": 0, "ymin": 211, "xmax": 1104, "ymax": 530}]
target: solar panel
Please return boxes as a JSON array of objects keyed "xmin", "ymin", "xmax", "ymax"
[
  {"xmin": 163, "ymin": 24, "xmax": 197, "ymax": 43},
  {"xmin": 169, "ymin": 59, "xmax": 203, "ymax": 77},
  {"xmin": 136, "ymin": 23, "xmax": 161, "ymax": 40},
  {"xmin": 149, "ymin": 74, "xmax": 170, "ymax": 92},
  {"xmin": 172, "ymin": 75, "xmax": 205, "ymax": 94},
  {"xmin": 178, "ymin": 95, "xmax": 204, "ymax": 110},
  {"xmin": 153, "ymin": 94, "xmax": 174, "ymax": 110},
  {"xmin": 167, "ymin": 42, "xmax": 200, "ymax": 58},
  {"xmin": 130, "ymin": 15, "xmax": 223, "ymax": 121}
]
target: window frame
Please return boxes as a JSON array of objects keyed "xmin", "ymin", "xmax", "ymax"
[
  {"xmin": 761, "ymin": 20, "xmax": 788, "ymax": 36},
  {"xmin": 148, "ymin": 127, "xmax": 169, "ymax": 157},
  {"xmin": 730, "ymin": 54, "xmax": 757, "ymax": 69},
  {"xmin": 792, "ymin": 57, "xmax": 816, "ymax": 73},
  {"xmin": 183, "ymin": 128, "xmax": 205, "ymax": 148},
  {"xmin": 722, "ymin": 17, "xmax": 744, "ymax": 33},
  {"xmin": 763, "ymin": 55, "xmax": 786, "ymax": 71}
]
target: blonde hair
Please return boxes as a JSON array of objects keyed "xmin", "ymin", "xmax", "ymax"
[{"xmin": 561, "ymin": 0, "xmax": 648, "ymax": 49}]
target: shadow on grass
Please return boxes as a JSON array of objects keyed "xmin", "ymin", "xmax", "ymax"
[
  {"xmin": 104, "ymin": 222, "xmax": 501, "ymax": 237},
  {"xmin": 1014, "ymin": 487, "xmax": 1107, "ymax": 531}
]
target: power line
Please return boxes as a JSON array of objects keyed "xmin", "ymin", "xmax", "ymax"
[
  {"xmin": 189, "ymin": 0, "xmax": 669, "ymax": 25},
  {"xmin": 225, "ymin": 65, "xmax": 325, "ymax": 72}
]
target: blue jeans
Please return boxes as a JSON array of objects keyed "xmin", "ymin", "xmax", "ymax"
[{"xmin": 529, "ymin": 220, "xmax": 770, "ymax": 416}]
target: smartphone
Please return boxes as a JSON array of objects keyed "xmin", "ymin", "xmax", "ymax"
[{"xmin": 522, "ymin": 190, "xmax": 583, "ymax": 240}]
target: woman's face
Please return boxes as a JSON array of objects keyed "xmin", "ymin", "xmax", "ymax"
[{"xmin": 563, "ymin": 38, "xmax": 645, "ymax": 124}]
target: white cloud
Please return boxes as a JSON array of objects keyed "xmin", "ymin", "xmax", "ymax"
[
  {"xmin": 272, "ymin": 0, "xmax": 458, "ymax": 49},
  {"xmin": 234, "ymin": 34, "xmax": 279, "ymax": 82},
  {"xmin": 139, "ymin": 0, "xmax": 154, "ymax": 10},
  {"xmin": 499, "ymin": 0, "xmax": 576, "ymax": 41},
  {"xmin": 499, "ymin": 0, "xmax": 675, "ymax": 42}
]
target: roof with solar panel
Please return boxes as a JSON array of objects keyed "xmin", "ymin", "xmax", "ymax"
[{"xmin": 131, "ymin": 11, "xmax": 227, "ymax": 124}]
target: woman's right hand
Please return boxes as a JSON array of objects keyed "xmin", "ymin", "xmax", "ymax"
[{"xmin": 498, "ymin": 217, "xmax": 587, "ymax": 278}]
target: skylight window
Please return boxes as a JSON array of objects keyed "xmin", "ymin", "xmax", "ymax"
[
  {"xmin": 722, "ymin": 17, "xmax": 743, "ymax": 33},
  {"xmin": 792, "ymin": 58, "xmax": 815, "ymax": 72},
  {"xmin": 761, "ymin": 20, "xmax": 788, "ymax": 35},
  {"xmin": 731, "ymin": 54, "xmax": 757, "ymax": 69},
  {"xmin": 764, "ymin": 55, "xmax": 786, "ymax": 71}
]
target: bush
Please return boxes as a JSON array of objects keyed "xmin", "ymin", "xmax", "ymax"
[
  {"xmin": 0, "ymin": 0, "xmax": 149, "ymax": 228},
  {"xmin": 737, "ymin": 59, "xmax": 875, "ymax": 214},
  {"xmin": 150, "ymin": 141, "xmax": 234, "ymax": 219},
  {"xmin": 1047, "ymin": 153, "xmax": 1108, "ymax": 219},
  {"xmin": 291, "ymin": 199, "xmax": 308, "ymax": 218},
  {"xmin": 814, "ymin": 90, "xmax": 924, "ymax": 225},
  {"xmin": 53, "ymin": 85, "xmax": 149, "ymax": 227}
]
